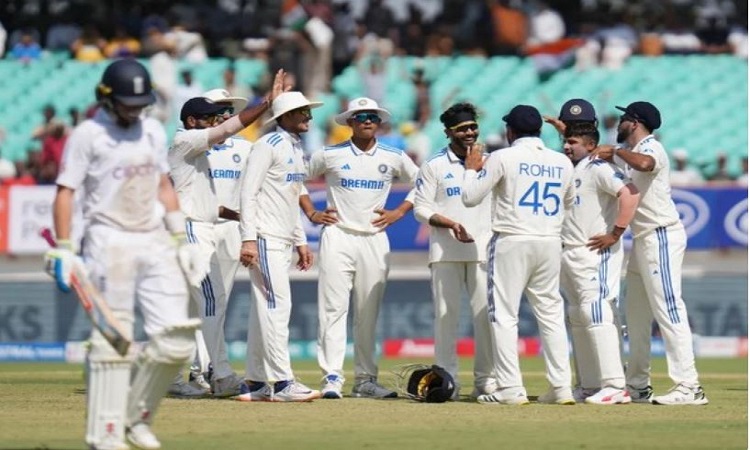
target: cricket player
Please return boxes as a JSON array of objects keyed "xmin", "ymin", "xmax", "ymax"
[
  {"xmin": 169, "ymin": 80, "xmax": 279, "ymax": 397},
  {"xmin": 462, "ymin": 104, "xmax": 576, "ymax": 405},
  {"xmin": 45, "ymin": 59, "xmax": 208, "ymax": 449},
  {"xmin": 560, "ymin": 124, "xmax": 640, "ymax": 405},
  {"xmin": 596, "ymin": 101, "xmax": 708, "ymax": 405},
  {"xmin": 413, "ymin": 102, "xmax": 496, "ymax": 399},
  {"xmin": 237, "ymin": 91, "xmax": 321, "ymax": 402},
  {"xmin": 307, "ymin": 97, "xmax": 419, "ymax": 399}
]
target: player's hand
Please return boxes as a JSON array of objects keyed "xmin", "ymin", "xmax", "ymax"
[
  {"xmin": 587, "ymin": 233, "xmax": 618, "ymax": 252},
  {"xmin": 591, "ymin": 144, "xmax": 616, "ymax": 162},
  {"xmin": 240, "ymin": 240, "xmax": 259, "ymax": 268},
  {"xmin": 450, "ymin": 223, "xmax": 475, "ymax": 243},
  {"xmin": 372, "ymin": 208, "xmax": 404, "ymax": 229},
  {"xmin": 268, "ymin": 69, "xmax": 291, "ymax": 103},
  {"xmin": 464, "ymin": 143, "xmax": 485, "ymax": 171},
  {"xmin": 542, "ymin": 115, "xmax": 566, "ymax": 136},
  {"xmin": 173, "ymin": 234, "xmax": 209, "ymax": 286},
  {"xmin": 308, "ymin": 208, "xmax": 338, "ymax": 225},
  {"xmin": 44, "ymin": 246, "xmax": 77, "ymax": 293},
  {"xmin": 296, "ymin": 245, "xmax": 313, "ymax": 271}
]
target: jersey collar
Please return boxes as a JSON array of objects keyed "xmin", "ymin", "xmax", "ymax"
[{"xmin": 348, "ymin": 139, "xmax": 378, "ymax": 157}]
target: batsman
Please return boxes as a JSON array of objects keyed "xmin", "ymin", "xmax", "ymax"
[{"xmin": 45, "ymin": 59, "xmax": 208, "ymax": 450}]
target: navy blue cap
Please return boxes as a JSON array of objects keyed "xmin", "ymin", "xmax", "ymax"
[
  {"xmin": 180, "ymin": 97, "xmax": 226, "ymax": 122},
  {"xmin": 503, "ymin": 105, "xmax": 542, "ymax": 133},
  {"xmin": 616, "ymin": 101, "xmax": 662, "ymax": 131},
  {"xmin": 559, "ymin": 98, "xmax": 597, "ymax": 122}
]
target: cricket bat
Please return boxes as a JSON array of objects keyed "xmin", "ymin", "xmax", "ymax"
[{"xmin": 40, "ymin": 228, "xmax": 131, "ymax": 357}]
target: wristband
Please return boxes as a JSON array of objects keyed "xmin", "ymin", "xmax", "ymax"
[{"xmin": 57, "ymin": 239, "xmax": 73, "ymax": 251}]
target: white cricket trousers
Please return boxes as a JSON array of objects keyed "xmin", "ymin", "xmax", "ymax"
[
  {"xmin": 560, "ymin": 244, "xmax": 626, "ymax": 390},
  {"xmin": 245, "ymin": 236, "xmax": 296, "ymax": 382},
  {"xmin": 317, "ymin": 226, "xmax": 389, "ymax": 381},
  {"xmin": 625, "ymin": 224, "xmax": 700, "ymax": 388},
  {"xmin": 185, "ymin": 220, "xmax": 241, "ymax": 380},
  {"xmin": 487, "ymin": 234, "xmax": 571, "ymax": 390},
  {"xmin": 431, "ymin": 261, "xmax": 495, "ymax": 391}
]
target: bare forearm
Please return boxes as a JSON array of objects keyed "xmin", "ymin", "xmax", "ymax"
[
  {"xmin": 428, "ymin": 213, "xmax": 456, "ymax": 229},
  {"xmin": 206, "ymin": 100, "xmax": 271, "ymax": 147},
  {"xmin": 53, "ymin": 186, "xmax": 75, "ymax": 240},
  {"xmin": 158, "ymin": 174, "xmax": 180, "ymax": 212},
  {"xmin": 614, "ymin": 184, "xmax": 640, "ymax": 229},
  {"xmin": 615, "ymin": 148, "xmax": 655, "ymax": 172}
]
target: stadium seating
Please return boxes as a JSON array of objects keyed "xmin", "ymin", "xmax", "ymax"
[{"xmin": 0, "ymin": 54, "xmax": 746, "ymax": 176}]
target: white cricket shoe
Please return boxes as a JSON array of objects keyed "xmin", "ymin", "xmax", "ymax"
[
  {"xmin": 321, "ymin": 374, "xmax": 345, "ymax": 399},
  {"xmin": 235, "ymin": 382, "xmax": 272, "ymax": 402},
  {"xmin": 212, "ymin": 373, "xmax": 246, "ymax": 398},
  {"xmin": 585, "ymin": 387, "xmax": 632, "ymax": 405},
  {"xmin": 126, "ymin": 423, "xmax": 161, "ymax": 450},
  {"xmin": 477, "ymin": 387, "xmax": 530, "ymax": 405},
  {"xmin": 573, "ymin": 387, "xmax": 599, "ymax": 402},
  {"xmin": 470, "ymin": 382, "xmax": 497, "ymax": 399},
  {"xmin": 188, "ymin": 370, "xmax": 211, "ymax": 393},
  {"xmin": 626, "ymin": 385, "xmax": 654, "ymax": 403},
  {"xmin": 652, "ymin": 384, "xmax": 709, "ymax": 406},
  {"xmin": 273, "ymin": 381, "xmax": 321, "ymax": 402},
  {"xmin": 538, "ymin": 386, "xmax": 576, "ymax": 405},
  {"xmin": 89, "ymin": 437, "xmax": 129, "ymax": 450},
  {"xmin": 168, "ymin": 379, "xmax": 210, "ymax": 399},
  {"xmin": 352, "ymin": 377, "xmax": 397, "ymax": 399}
]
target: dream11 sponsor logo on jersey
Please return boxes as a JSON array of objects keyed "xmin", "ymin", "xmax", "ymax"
[
  {"xmin": 111, "ymin": 162, "xmax": 158, "ymax": 180},
  {"xmin": 723, "ymin": 197, "xmax": 748, "ymax": 245},
  {"xmin": 671, "ymin": 189, "xmax": 710, "ymax": 238}
]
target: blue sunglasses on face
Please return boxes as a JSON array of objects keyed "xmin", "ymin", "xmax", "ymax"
[{"xmin": 351, "ymin": 113, "xmax": 382, "ymax": 124}]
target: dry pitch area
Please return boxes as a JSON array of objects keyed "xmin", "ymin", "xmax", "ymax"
[{"xmin": 0, "ymin": 357, "xmax": 746, "ymax": 450}]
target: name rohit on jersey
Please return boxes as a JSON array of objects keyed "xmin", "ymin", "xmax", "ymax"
[
  {"xmin": 519, "ymin": 162, "xmax": 564, "ymax": 179},
  {"xmin": 209, "ymin": 169, "xmax": 241, "ymax": 179},
  {"xmin": 340, "ymin": 178, "xmax": 385, "ymax": 190}
]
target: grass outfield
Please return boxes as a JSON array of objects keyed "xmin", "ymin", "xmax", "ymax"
[{"xmin": 0, "ymin": 357, "xmax": 746, "ymax": 450}]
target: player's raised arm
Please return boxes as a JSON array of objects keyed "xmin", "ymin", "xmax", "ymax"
[{"xmin": 462, "ymin": 144, "xmax": 498, "ymax": 207}]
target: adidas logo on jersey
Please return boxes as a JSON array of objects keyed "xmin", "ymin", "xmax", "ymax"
[
  {"xmin": 444, "ymin": 173, "xmax": 454, "ymax": 179},
  {"xmin": 341, "ymin": 164, "xmax": 351, "ymax": 170},
  {"xmin": 287, "ymin": 157, "xmax": 294, "ymax": 164}
]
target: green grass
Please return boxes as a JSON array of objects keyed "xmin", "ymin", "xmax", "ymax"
[{"xmin": 0, "ymin": 357, "xmax": 746, "ymax": 450}]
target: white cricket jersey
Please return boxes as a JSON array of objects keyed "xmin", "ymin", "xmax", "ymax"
[
  {"xmin": 620, "ymin": 135, "xmax": 681, "ymax": 238},
  {"xmin": 206, "ymin": 137, "xmax": 252, "ymax": 213},
  {"xmin": 462, "ymin": 137, "xmax": 576, "ymax": 236},
  {"xmin": 414, "ymin": 147, "xmax": 492, "ymax": 263},
  {"xmin": 561, "ymin": 158, "xmax": 628, "ymax": 246},
  {"xmin": 56, "ymin": 109, "xmax": 168, "ymax": 232},
  {"xmin": 240, "ymin": 128, "xmax": 306, "ymax": 244},
  {"xmin": 168, "ymin": 128, "xmax": 218, "ymax": 223},
  {"xmin": 307, "ymin": 139, "xmax": 419, "ymax": 234}
]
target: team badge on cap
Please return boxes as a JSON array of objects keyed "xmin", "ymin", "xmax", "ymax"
[{"xmin": 569, "ymin": 105, "xmax": 582, "ymax": 116}]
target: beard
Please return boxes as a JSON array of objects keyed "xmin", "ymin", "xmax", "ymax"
[{"xmin": 616, "ymin": 127, "xmax": 629, "ymax": 144}]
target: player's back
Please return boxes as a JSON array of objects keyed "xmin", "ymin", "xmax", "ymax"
[{"xmin": 491, "ymin": 138, "xmax": 575, "ymax": 237}]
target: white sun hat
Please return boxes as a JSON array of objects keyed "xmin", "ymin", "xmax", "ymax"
[
  {"xmin": 202, "ymin": 88, "xmax": 248, "ymax": 113},
  {"xmin": 334, "ymin": 97, "xmax": 392, "ymax": 125},
  {"xmin": 264, "ymin": 91, "xmax": 323, "ymax": 126}
]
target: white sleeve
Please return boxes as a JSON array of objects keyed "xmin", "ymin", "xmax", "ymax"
[
  {"xmin": 239, "ymin": 141, "xmax": 273, "ymax": 241},
  {"xmin": 413, "ymin": 163, "xmax": 438, "ymax": 224},
  {"xmin": 462, "ymin": 153, "xmax": 502, "ymax": 207},
  {"xmin": 56, "ymin": 126, "xmax": 91, "ymax": 190},
  {"xmin": 595, "ymin": 163, "xmax": 627, "ymax": 197},
  {"xmin": 170, "ymin": 129, "xmax": 209, "ymax": 162},
  {"xmin": 307, "ymin": 149, "xmax": 326, "ymax": 178},
  {"xmin": 293, "ymin": 214, "xmax": 307, "ymax": 246},
  {"xmin": 398, "ymin": 152, "xmax": 420, "ymax": 204}
]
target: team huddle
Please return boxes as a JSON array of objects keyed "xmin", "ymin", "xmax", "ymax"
[{"xmin": 43, "ymin": 59, "xmax": 707, "ymax": 450}]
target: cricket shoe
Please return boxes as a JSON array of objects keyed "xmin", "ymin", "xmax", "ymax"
[
  {"xmin": 321, "ymin": 374, "xmax": 345, "ymax": 399},
  {"xmin": 168, "ymin": 379, "xmax": 210, "ymax": 399},
  {"xmin": 477, "ymin": 387, "xmax": 529, "ymax": 405},
  {"xmin": 235, "ymin": 381, "xmax": 272, "ymax": 402},
  {"xmin": 352, "ymin": 377, "xmax": 397, "ymax": 399},
  {"xmin": 470, "ymin": 381, "xmax": 498, "ymax": 399},
  {"xmin": 572, "ymin": 387, "xmax": 599, "ymax": 403},
  {"xmin": 188, "ymin": 370, "xmax": 211, "ymax": 393},
  {"xmin": 212, "ymin": 373, "xmax": 246, "ymax": 398},
  {"xmin": 272, "ymin": 380, "xmax": 321, "ymax": 402},
  {"xmin": 652, "ymin": 384, "xmax": 708, "ymax": 406},
  {"xmin": 584, "ymin": 387, "xmax": 632, "ymax": 405},
  {"xmin": 538, "ymin": 386, "xmax": 576, "ymax": 405},
  {"xmin": 626, "ymin": 385, "xmax": 654, "ymax": 403},
  {"xmin": 89, "ymin": 437, "xmax": 129, "ymax": 450},
  {"xmin": 126, "ymin": 423, "xmax": 161, "ymax": 450}
]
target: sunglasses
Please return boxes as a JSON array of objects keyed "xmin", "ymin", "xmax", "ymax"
[
  {"xmin": 217, "ymin": 106, "xmax": 234, "ymax": 116},
  {"xmin": 619, "ymin": 114, "xmax": 639, "ymax": 124},
  {"xmin": 294, "ymin": 107, "xmax": 312, "ymax": 119},
  {"xmin": 451, "ymin": 123, "xmax": 478, "ymax": 133},
  {"xmin": 351, "ymin": 113, "xmax": 382, "ymax": 124}
]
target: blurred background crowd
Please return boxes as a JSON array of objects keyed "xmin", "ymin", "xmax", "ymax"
[{"xmin": 0, "ymin": 0, "xmax": 746, "ymax": 187}]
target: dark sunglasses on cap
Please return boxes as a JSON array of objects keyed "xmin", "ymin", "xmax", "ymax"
[
  {"xmin": 450, "ymin": 123, "xmax": 479, "ymax": 133},
  {"xmin": 217, "ymin": 106, "xmax": 234, "ymax": 115},
  {"xmin": 351, "ymin": 112, "xmax": 382, "ymax": 124}
]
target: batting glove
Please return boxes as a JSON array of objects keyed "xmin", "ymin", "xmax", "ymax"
[
  {"xmin": 173, "ymin": 233, "xmax": 209, "ymax": 286},
  {"xmin": 43, "ymin": 240, "xmax": 77, "ymax": 293}
]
